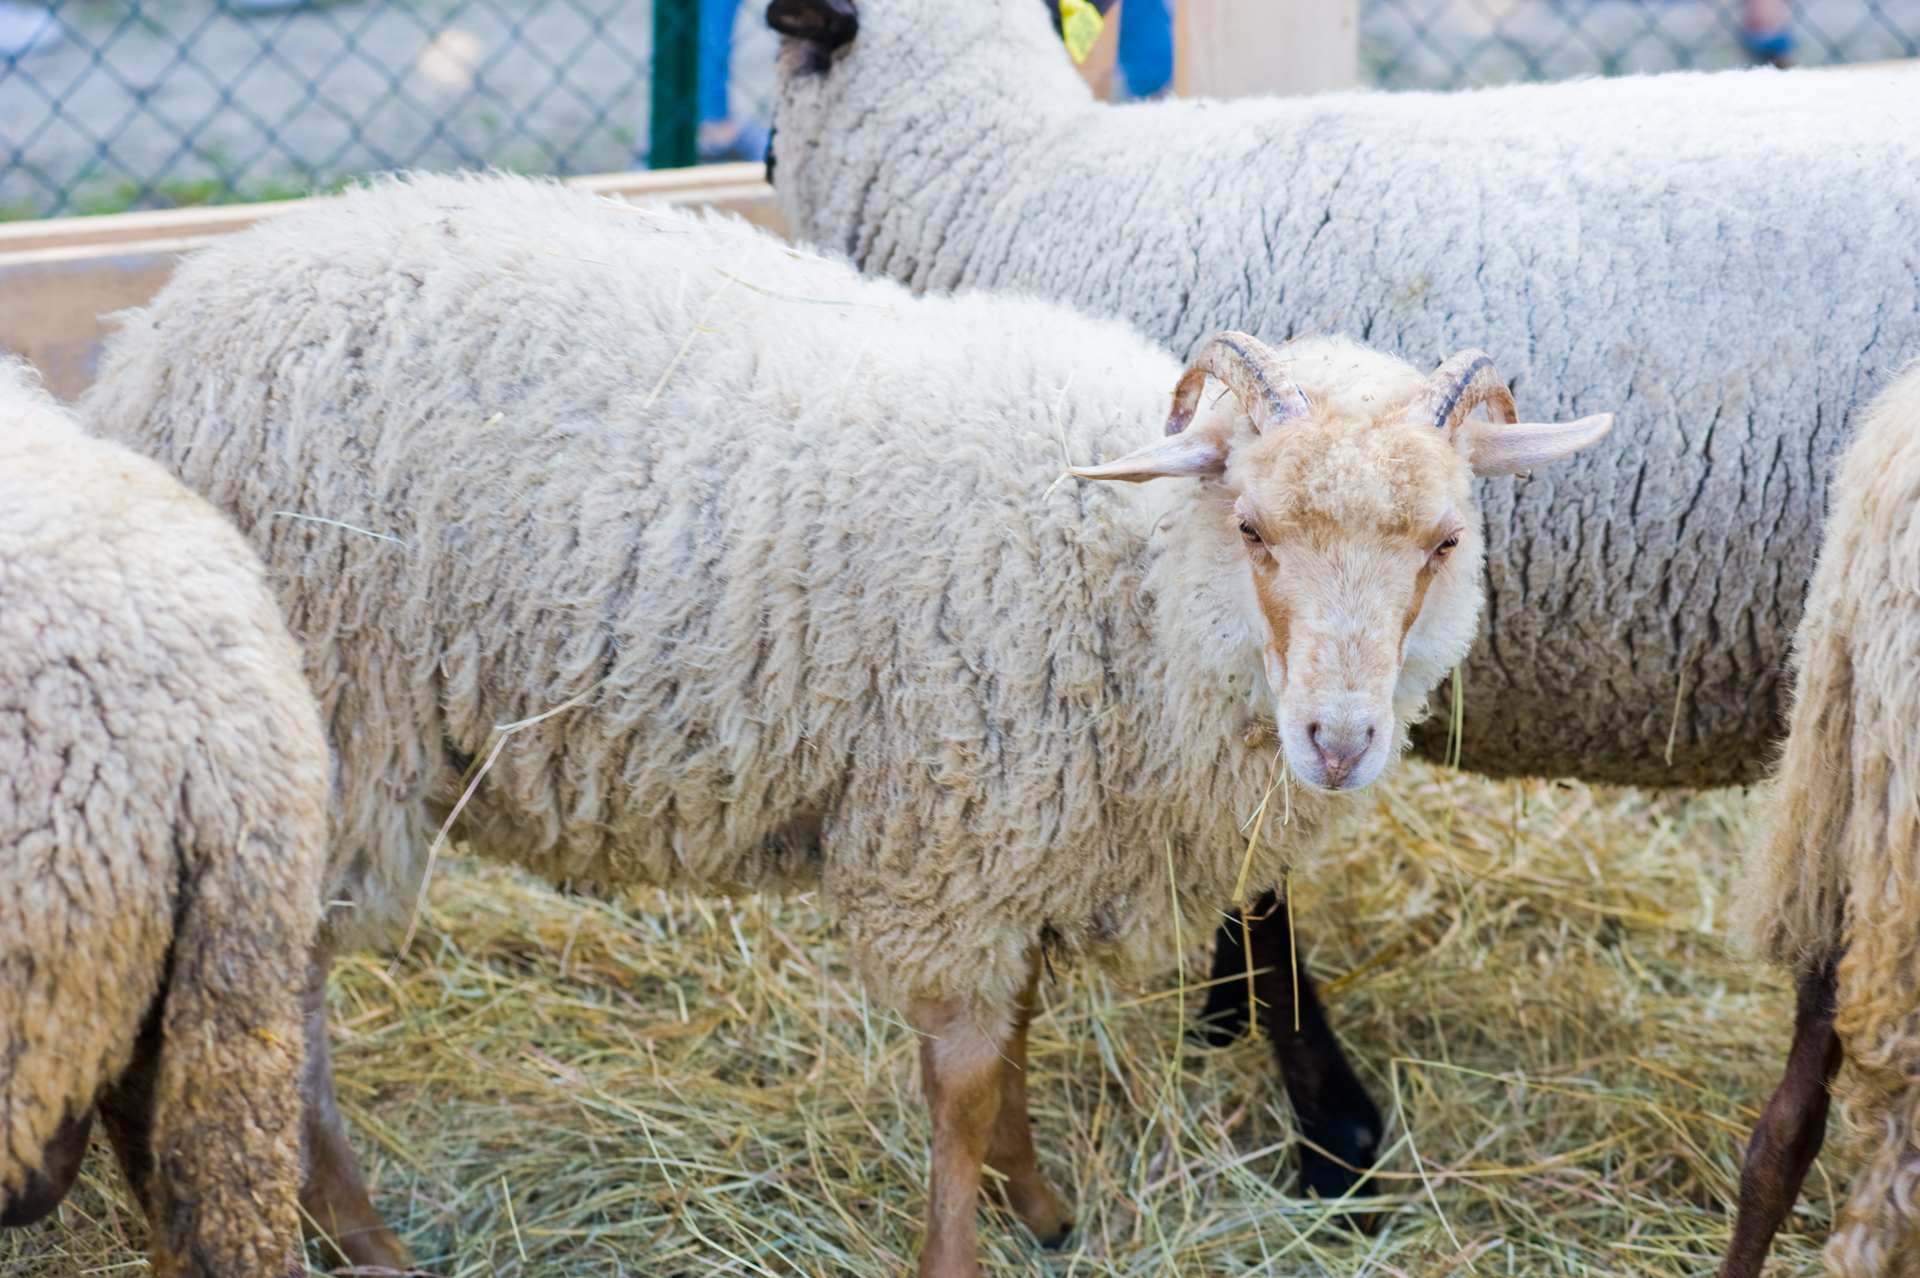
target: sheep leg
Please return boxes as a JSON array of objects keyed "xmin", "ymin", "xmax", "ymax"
[
  {"xmin": 1719, "ymin": 961, "xmax": 1841, "ymax": 1278},
  {"xmin": 1244, "ymin": 893, "xmax": 1383, "ymax": 1203},
  {"xmin": 94, "ymin": 999, "xmax": 203, "ymax": 1276},
  {"xmin": 911, "ymin": 993, "xmax": 1016, "ymax": 1278},
  {"xmin": 982, "ymin": 946, "xmax": 1072, "ymax": 1247},
  {"xmin": 95, "ymin": 997, "xmax": 161, "ymax": 1217},
  {"xmin": 296, "ymin": 948, "xmax": 415, "ymax": 1273},
  {"xmin": 1193, "ymin": 904, "xmax": 1262, "ymax": 1047}
]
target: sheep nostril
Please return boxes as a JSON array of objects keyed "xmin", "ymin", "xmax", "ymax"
[{"xmin": 1365, "ymin": 726, "xmax": 1375, "ymax": 744}]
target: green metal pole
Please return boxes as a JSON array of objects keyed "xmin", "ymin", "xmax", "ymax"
[{"xmin": 649, "ymin": 0, "xmax": 699, "ymax": 168}]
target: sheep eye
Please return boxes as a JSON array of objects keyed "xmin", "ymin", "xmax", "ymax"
[
  {"xmin": 1434, "ymin": 534, "xmax": 1460, "ymax": 556},
  {"xmin": 1238, "ymin": 520, "xmax": 1262, "ymax": 544}
]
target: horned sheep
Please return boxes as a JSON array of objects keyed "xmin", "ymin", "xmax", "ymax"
[
  {"xmin": 0, "ymin": 360, "xmax": 331, "ymax": 1276},
  {"xmin": 764, "ymin": 0, "xmax": 1920, "ymax": 1205},
  {"xmin": 81, "ymin": 173, "xmax": 1611, "ymax": 1278},
  {"xmin": 1723, "ymin": 359, "xmax": 1920, "ymax": 1278},
  {"xmin": 765, "ymin": 0, "xmax": 1920, "ymax": 787}
]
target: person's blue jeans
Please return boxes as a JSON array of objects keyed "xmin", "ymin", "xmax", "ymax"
[
  {"xmin": 1117, "ymin": 0, "xmax": 1171, "ymax": 98},
  {"xmin": 700, "ymin": 0, "xmax": 739, "ymax": 124}
]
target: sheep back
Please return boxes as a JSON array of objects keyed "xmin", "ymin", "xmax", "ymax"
[
  {"xmin": 82, "ymin": 174, "xmax": 1346, "ymax": 1015},
  {"xmin": 774, "ymin": 0, "xmax": 1920, "ymax": 786},
  {"xmin": 0, "ymin": 361, "xmax": 327, "ymax": 1273}
]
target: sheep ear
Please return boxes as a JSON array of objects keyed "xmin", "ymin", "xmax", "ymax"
[
  {"xmin": 766, "ymin": 0, "xmax": 858, "ymax": 48},
  {"xmin": 1457, "ymin": 413, "xmax": 1614, "ymax": 477},
  {"xmin": 1069, "ymin": 430, "xmax": 1229, "ymax": 483}
]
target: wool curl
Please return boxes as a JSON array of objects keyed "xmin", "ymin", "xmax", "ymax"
[
  {"xmin": 770, "ymin": 0, "xmax": 1920, "ymax": 787},
  {"xmin": 0, "ymin": 358, "xmax": 331, "ymax": 1276},
  {"xmin": 1733, "ymin": 359, "xmax": 1920, "ymax": 1277},
  {"xmin": 80, "ymin": 173, "xmax": 1492, "ymax": 1025}
]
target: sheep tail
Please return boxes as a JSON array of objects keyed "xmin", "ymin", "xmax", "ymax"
[{"xmin": 139, "ymin": 825, "xmax": 315, "ymax": 1278}]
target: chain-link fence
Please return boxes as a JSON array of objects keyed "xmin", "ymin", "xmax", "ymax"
[
  {"xmin": 1367, "ymin": 0, "xmax": 1920, "ymax": 88},
  {"xmin": 0, "ymin": 0, "xmax": 1914, "ymax": 220},
  {"xmin": 0, "ymin": 0, "xmax": 776, "ymax": 217}
]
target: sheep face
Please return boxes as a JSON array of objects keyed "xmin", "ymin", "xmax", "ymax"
[
  {"xmin": 1073, "ymin": 332, "xmax": 1613, "ymax": 792},
  {"xmin": 1225, "ymin": 415, "xmax": 1478, "ymax": 790}
]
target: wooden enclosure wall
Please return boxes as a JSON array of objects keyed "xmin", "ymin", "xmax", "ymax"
[{"xmin": 0, "ymin": 163, "xmax": 782, "ymax": 402}]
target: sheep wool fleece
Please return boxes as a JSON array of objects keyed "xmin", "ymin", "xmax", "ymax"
[
  {"xmin": 0, "ymin": 360, "xmax": 329, "ymax": 1275},
  {"xmin": 772, "ymin": 0, "xmax": 1920, "ymax": 787},
  {"xmin": 1734, "ymin": 359, "xmax": 1920, "ymax": 1277},
  {"xmin": 82, "ymin": 174, "xmax": 1366, "ymax": 1016}
]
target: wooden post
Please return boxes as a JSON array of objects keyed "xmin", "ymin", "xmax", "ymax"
[{"xmin": 1174, "ymin": 0, "xmax": 1359, "ymax": 98}]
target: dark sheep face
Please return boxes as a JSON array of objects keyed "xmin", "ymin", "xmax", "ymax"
[{"xmin": 766, "ymin": 0, "xmax": 859, "ymax": 70}]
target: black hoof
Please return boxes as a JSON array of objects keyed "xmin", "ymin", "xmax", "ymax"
[{"xmin": 1299, "ymin": 1137, "xmax": 1377, "ymax": 1202}]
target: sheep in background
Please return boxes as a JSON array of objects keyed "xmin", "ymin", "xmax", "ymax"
[
  {"xmin": 1727, "ymin": 361, "xmax": 1920, "ymax": 1278},
  {"xmin": 82, "ymin": 173, "xmax": 1610, "ymax": 1278},
  {"xmin": 765, "ymin": 0, "xmax": 1920, "ymax": 789},
  {"xmin": 0, "ymin": 359, "xmax": 331, "ymax": 1276}
]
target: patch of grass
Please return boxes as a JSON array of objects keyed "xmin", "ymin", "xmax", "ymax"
[{"xmin": 1, "ymin": 762, "xmax": 1843, "ymax": 1276}]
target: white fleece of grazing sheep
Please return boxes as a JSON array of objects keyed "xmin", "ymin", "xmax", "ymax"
[
  {"xmin": 0, "ymin": 359, "xmax": 328, "ymax": 1275},
  {"xmin": 82, "ymin": 174, "xmax": 1503, "ymax": 1017},
  {"xmin": 771, "ymin": 2, "xmax": 1920, "ymax": 786}
]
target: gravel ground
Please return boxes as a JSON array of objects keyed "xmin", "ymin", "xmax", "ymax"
[{"xmin": 0, "ymin": 0, "xmax": 1913, "ymax": 217}]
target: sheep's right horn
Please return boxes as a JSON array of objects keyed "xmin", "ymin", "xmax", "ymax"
[
  {"xmin": 1165, "ymin": 331, "xmax": 1312, "ymax": 437},
  {"xmin": 1406, "ymin": 349, "xmax": 1518, "ymax": 433}
]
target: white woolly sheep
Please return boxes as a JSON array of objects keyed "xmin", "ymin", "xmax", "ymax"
[
  {"xmin": 1723, "ymin": 359, "xmax": 1920, "ymax": 1278},
  {"xmin": 0, "ymin": 359, "xmax": 332, "ymax": 1276},
  {"xmin": 766, "ymin": 1, "xmax": 1920, "ymax": 1208},
  {"xmin": 765, "ymin": 0, "xmax": 1920, "ymax": 788},
  {"xmin": 81, "ymin": 172, "xmax": 1610, "ymax": 1278}
]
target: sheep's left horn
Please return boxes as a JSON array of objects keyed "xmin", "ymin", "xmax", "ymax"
[
  {"xmin": 1164, "ymin": 331, "xmax": 1312, "ymax": 437},
  {"xmin": 1405, "ymin": 349, "xmax": 1517, "ymax": 432}
]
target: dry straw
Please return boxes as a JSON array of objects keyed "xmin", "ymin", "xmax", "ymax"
[{"xmin": 4, "ymin": 763, "xmax": 1846, "ymax": 1277}]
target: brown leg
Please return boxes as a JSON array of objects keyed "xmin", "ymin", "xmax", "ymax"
[
  {"xmin": 297, "ymin": 947, "xmax": 414, "ymax": 1273},
  {"xmin": 911, "ymin": 992, "xmax": 1013, "ymax": 1278},
  {"xmin": 1720, "ymin": 961, "xmax": 1842, "ymax": 1278},
  {"xmin": 983, "ymin": 947, "xmax": 1072, "ymax": 1247}
]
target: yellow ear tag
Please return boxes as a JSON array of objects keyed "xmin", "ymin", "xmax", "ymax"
[{"xmin": 1060, "ymin": 0, "xmax": 1104, "ymax": 64}]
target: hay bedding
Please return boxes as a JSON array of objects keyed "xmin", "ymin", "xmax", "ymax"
[{"xmin": 3, "ymin": 763, "xmax": 1845, "ymax": 1276}]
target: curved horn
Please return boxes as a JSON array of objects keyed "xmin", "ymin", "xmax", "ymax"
[
  {"xmin": 1164, "ymin": 331, "xmax": 1312, "ymax": 437},
  {"xmin": 1405, "ymin": 349, "xmax": 1518, "ymax": 433}
]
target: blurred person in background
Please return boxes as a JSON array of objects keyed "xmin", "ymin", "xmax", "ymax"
[
  {"xmin": 1115, "ymin": 0, "xmax": 1171, "ymax": 99},
  {"xmin": 699, "ymin": 0, "xmax": 768, "ymax": 160},
  {"xmin": 1744, "ymin": 0, "xmax": 1797, "ymax": 65}
]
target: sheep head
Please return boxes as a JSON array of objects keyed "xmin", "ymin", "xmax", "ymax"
[{"xmin": 1072, "ymin": 332, "xmax": 1612, "ymax": 792}]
